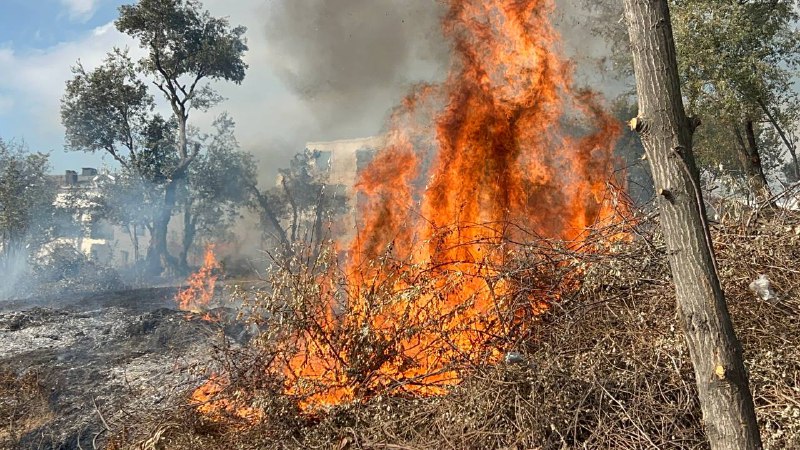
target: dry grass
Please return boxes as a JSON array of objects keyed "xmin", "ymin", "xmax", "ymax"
[
  {"xmin": 0, "ymin": 368, "xmax": 53, "ymax": 447},
  {"xmin": 106, "ymin": 208, "xmax": 800, "ymax": 450}
]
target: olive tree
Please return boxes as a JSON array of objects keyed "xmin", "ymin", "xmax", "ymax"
[{"xmin": 61, "ymin": 0, "xmax": 247, "ymax": 275}]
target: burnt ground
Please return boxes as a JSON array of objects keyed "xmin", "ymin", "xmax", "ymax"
[{"xmin": 0, "ymin": 288, "xmax": 248, "ymax": 450}]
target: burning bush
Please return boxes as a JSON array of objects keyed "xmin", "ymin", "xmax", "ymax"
[{"xmin": 98, "ymin": 0, "xmax": 800, "ymax": 445}]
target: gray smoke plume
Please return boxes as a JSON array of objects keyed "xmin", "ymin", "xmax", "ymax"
[
  {"xmin": 264, "ymin": 0, "xmax": 626, "ymax": 139},
  {"xmin": 265, "ymin": 0, "xmax": 448, "ymax": 139},
  {"xmin": 554, "ymin": 0, "xmax": 632, "ymax": 98}
]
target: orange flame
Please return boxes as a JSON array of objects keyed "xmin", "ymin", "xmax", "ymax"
[
  {"xmin": 176, "ymin": 244, "xmax": 221, "ymax": 314},
  {"xmin": 191, "ymin": 0, "xmax": 630, "ymax": 418},
  {"xmin": 190, "ymin": 374, "xmax": 264, "ymax": 424},
  {"xmin": 279, "ymin": 0, "xmax": 627, "ymax": 411}
]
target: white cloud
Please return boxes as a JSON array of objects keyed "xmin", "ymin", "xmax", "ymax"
[
  {"xmin": 0, "ymin": 22, "xmax": 134, "ymax": 161},
  {"xmin": 60, "ymin": 0, "xmax": 99, "ymax": 22}
]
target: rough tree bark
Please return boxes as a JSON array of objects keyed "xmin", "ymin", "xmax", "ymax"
[
  {"xmin": 622, "ymin": 1, "xmax": 762, "ymax": 448},
  {"xmin": 733, "ymin": 120, "xmax": 772, "ymax": 203}
]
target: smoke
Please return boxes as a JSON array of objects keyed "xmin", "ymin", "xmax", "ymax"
[
  {"xmin": 263, "ymin": 0, "xmax": 630, "ymax": 142},
  {"xmin": 264, "ymin": 0, "xmax": 448, "ymax": 139},
  {"xmin": 0, "ymin": 248, "xmax": 29, "ymax": 300},
  {"xmin": 553, "ymin": 0, "xmax": 632, "ymax": 98}
]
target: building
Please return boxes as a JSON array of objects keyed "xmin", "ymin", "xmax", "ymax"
[
  {"xmin": 49, "ymin": 168, "xmax": 183, "ymax": 270},
  {"xmin": 305, "ymin": 136, "xmax": 384, "ymax": 237},
  {"xmin": 306, "ymin": 135, "xmax": 385, "ymax": 189}
]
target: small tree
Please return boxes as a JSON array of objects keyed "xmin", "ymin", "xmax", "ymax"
[
  {"xmin": 623, "ymin": 0, "xmax": 761, "ymax": 447},
  {"xmin": 250, "ymin": 150, "xmax": 348, "ymax": 253},
  {"xmin": 62, "ymin": 0, "xmax": 248, "ymax": 275},
  {"xmin": 0, "ymin": 140, "xmax": 56, "ymax": 294},
  {"xmin": 178, "ymin": 114, "xmax": 256, "ymax": 270}
]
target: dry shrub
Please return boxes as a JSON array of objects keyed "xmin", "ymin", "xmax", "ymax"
[{"xmin": 109, "ymin": 210, "xmax": 800, "ymax": 450}]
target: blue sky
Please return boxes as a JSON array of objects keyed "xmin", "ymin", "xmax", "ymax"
[
  {"xmin": 0, "ymin": 1, "xmax": 127, "ymax": 50},
  {"xmin": 0, "ymin": 0, "xmax": 337, "ymax": 178},
  {"xmin": 0, "ymin": 1, "xmax": 130, "ymax": 172}
]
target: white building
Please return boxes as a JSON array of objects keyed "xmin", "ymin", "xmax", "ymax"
[{"xmin": 305, "ymin": 136, "xmax": 384, "ymax": 237}]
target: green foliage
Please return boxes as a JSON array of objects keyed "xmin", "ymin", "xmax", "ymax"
[
  {"xmin": 674, "ymin": 0, "xmax": 800, "ymax": 118},
  {"xmin": 61, "ymin": 49, "xmax": 154, "ymax": 164},
  {"xmin": 116, "ymin": 0, "xmax": 248, "ymax": 118},
  {"xmin": 672, "ymin": 0, "xmax": 800, "ymax": 176},
  {"xmin": 117, "ymin": 0, "xmax": 248, "ymax": 84},
  {"xmin": 0, "ymin": 140, "xmax": 56, "ymax": 283},
  {"xmin": 137, "ymin": 115, "xmax": 180, "ymax": 184},
  {"xmin": 580, "ymin": 0, "xmax": 800, "ymax": 182},
  {"xmin": 181, "ymin": 113, "xmax": 257, "ymax": 249}
]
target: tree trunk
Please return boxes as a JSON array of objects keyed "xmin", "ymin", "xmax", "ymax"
[
  {"xmin": 147, "ymin": 177, "xmax": 181, "ymax": 276},
  {"xmin": 622, "ymin": 1, "xmax": 762, "ymax": 449},
  {"xmin": 126, "ymin": 223, "xmax": 140, "ymax": 265},
  {"xmin": 249, "ymin": 184, "xmax": 292, "ymax": 252},
  {"xmin": 131, "ymin": 223, "xmax": 140, "ymax": 263},
  {"xmin": 733, "ymin": 121, "xmax": 772, "ymax": 203},
  {"xmin": 180, "ymin": 205, "xmax": 196, "ymax": 272}
]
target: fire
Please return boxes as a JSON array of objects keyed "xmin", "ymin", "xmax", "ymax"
[
  {"xmin": 191, "ymin": 0, "xmax": 630, "ymax": 418},
  {"xmin": 279, "ymin": 0, "xmax": 626, "ymax": 410},
  {"xmin": 190, "ymin": 374, "xmax": 263, "ymax": 424},
  {"xmin": 176, "ymin": 244, "xmax": 221, "ymax": 314}
]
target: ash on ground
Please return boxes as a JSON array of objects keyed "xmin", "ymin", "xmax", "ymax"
[{"xmin": 0, "ymin": 288, "xmax": 248, "ymax": 450}]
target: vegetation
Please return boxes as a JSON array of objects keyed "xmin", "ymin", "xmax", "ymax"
[
  {"xmin": 100, "ymin": 211, "xmax": 800, "ymax": 450},
  {"xmin": 2, "ymin": 0, "xmax": 800, "ymax": 448},
  {"xmin": 585, "ymin": 0, "xmax": 800, "ymax": 198},
  {"xmin": 61, "ymin": 0, "xmax": 248, "ymax": 275},
  {"xmin": 249, "ymin": 149, "xmax": 349, "ymax": 253},
  {"xmin": 0, "ymin": 140, "xmax": 56, "ymax": 295},
  {"xmin": 178, "ymin": 114, "xmax": 257, "ymax": 270}
]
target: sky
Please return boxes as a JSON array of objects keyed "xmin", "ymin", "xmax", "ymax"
[{"xmin": 0, "ymin": 1, "xmax": 618, "ymax": 180}]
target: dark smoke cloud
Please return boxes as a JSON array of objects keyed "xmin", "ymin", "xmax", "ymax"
[{"xmin": 265, "ymin": 0, "xmax": 448, "ymax": 139}]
